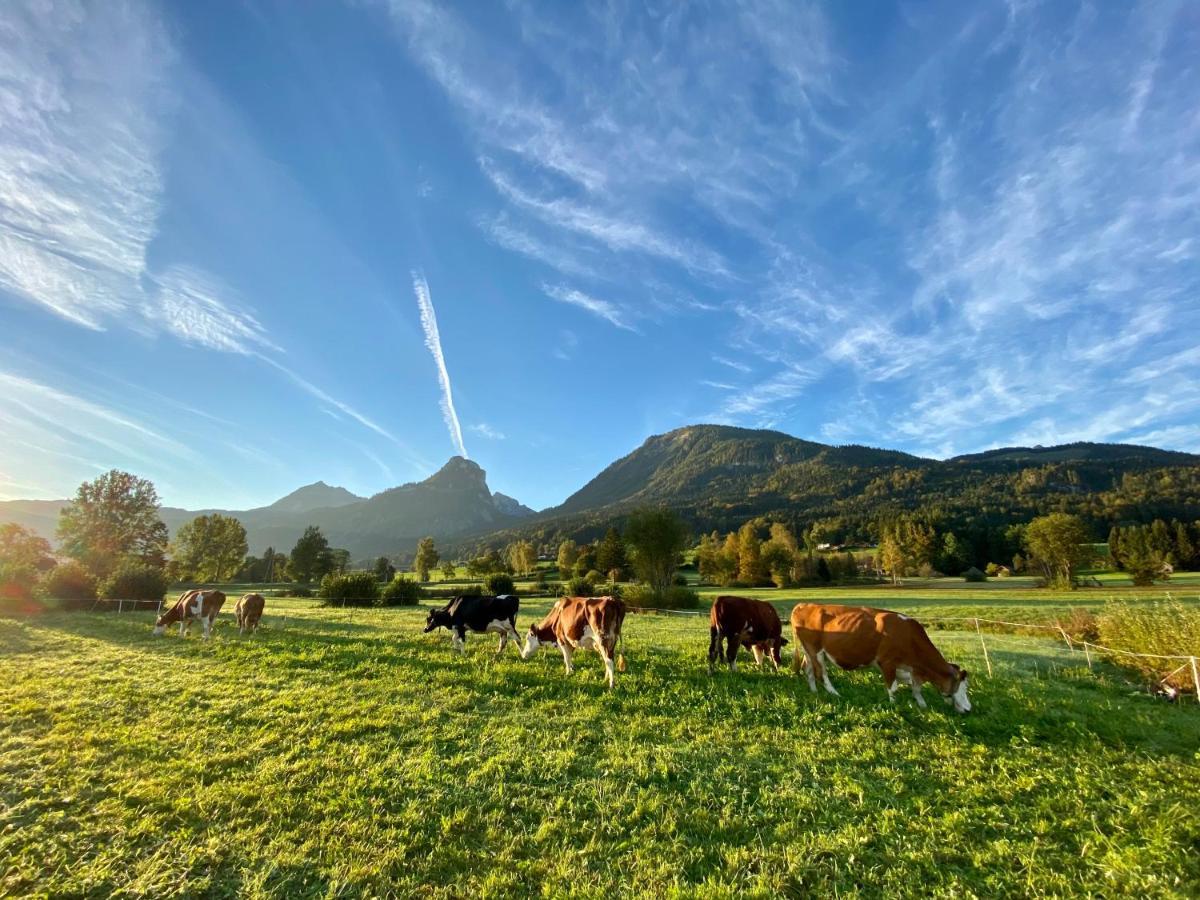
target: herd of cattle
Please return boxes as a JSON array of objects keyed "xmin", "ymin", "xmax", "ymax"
[{"xmin": 151, "ymin": 590, "xmax": 971, "ymax": 712}]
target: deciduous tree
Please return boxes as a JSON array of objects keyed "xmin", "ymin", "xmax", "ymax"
[
  {"xmin": 172, "ymin": 514, "xmax": 248, "ymax": 582},
  {"xmin": 57, "ymin": 470, "xmax": 168, "ymax": 577},
  {"xmin": 414, "ymin": 536, "xmax": 439, "ymax": 582}
]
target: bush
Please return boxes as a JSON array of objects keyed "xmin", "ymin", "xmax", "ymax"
[
  {"xmin": 381, "ymin": 575, "xmax": 423, "ymax": 606},
  {"xmin": 1098, "ymin": 600, "xmax": 1200, "ymax": 692},
  {"xmin": 623, "ymin": 583, "xmax": 700, "ymax": 610},
  {"xmin": 40, "ymin": 563, "xmax": 98, "ymax": 604},
  {"xmin": 318, "ymin": 571, "xmax": 380, "ymax": 607},
  {"xmin": 562, "ymin": 576, "xmax": 595, "ymax": 597},
  {"xmin": 1060, "ymin": 607, "xmax": 1099, "ymax": 643},
  {"xmin": 985, "ymin": 562, "xmax": 1001, "ymax": 577},
  {"xmin": 0, "ymin": 563, "xmax": 38, "ymax": 602},
  {"xmin": 672, "ymin": 573, "xmax": 688, "ymax": 586},
  {"xmin": 584, "ymin": 570, "xmax": 604, "ymax": 585},
  {"xmin": 289, "ymin": 585, "xmax": 313, "ymax": 598},
  {"xmin": 100, "ymin": 563, "xmax": 169, "ymax": 602},
  {"xmin": 962, "ymin": 567, "xmax": 987, "ymax": 583},
  {"xmin": 485, "ymin": 572, "xmax": 515, "ymax": 595}
]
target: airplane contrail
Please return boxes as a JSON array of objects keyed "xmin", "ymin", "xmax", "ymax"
[{"xmin": 412, "ymin": 271, "xmax": 468, "ymax": 459}]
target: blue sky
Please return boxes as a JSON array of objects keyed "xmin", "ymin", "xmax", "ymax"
[{"xmin": 1, "ymin": 0, "xmax": 1198, "ymax": 511}]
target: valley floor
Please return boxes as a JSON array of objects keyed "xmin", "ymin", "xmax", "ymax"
[{"xmin": 2, "ymin": 594, "xmax": 1199, "ymax": 897}]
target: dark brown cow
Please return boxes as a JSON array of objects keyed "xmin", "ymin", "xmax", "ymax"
[
  {"xmin": 235, "ymin": 593, "xmax": 265, "ymax": 634},
  {"xmin": 153, "ymin": 590, "xmax": 227, "ymax": 639},
  {"xmin": 790, "ymin": 603, "xmax": 971, "ymax": 713},
  {"xmin": 708, "ymin": 595, "xmax": 788, "ymax": 674},
  {"xmin": 520, "ymin": 596, "xmax": 627, "ymax": 689}
]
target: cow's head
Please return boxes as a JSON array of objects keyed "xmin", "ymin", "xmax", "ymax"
[
  {"xmin": 771, "ymin": 636, "xmax": 789, "ymax": 666},
  {"xmin": 520, "ymin": 622, "xmax": 556, "ymax": 659},
  {"xmin": 944, "ymin": 665, "xmax": 971, "ymax": 714},
  {"xmin": 423, "ymin": 608, "xmax": 452, "ymax": 633}
]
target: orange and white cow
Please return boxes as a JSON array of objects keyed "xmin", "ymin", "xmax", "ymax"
[
  {"xmin": 153, "ymin": 589, "xmax": 226, "ymax": 639},
  {"xmin": 521, "ymin": 596, "xmax": 627, "ymax": 689},
  {"xmin": 234, "ymin": 593, "xmax": 265, "ymax": 634},
  {"xmin": 790, "ymin": 603, "xmax": 971, "ymax": 713}
]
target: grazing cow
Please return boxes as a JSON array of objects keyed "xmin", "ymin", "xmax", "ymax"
[
  {"xmin": 708, "ymin": 595, "xmax": 788, "ymax": 674},
  {"xmin": 790, "ymin": 603, "xmax": 971, "ymax": 713},
  {"xmin": 521, "ymin": 596, "xmax": 626, "ymax": 689},
  {"xmin": 153, "ymin": 589, "xmax": 227, "ymax": 638},
  {"xmin": 423, "ymin": 594, "xmax": 521, "ymax": 653},
  {"xmin": 235, "ymin": 593, "xmax": 266, "ymax": 634}
]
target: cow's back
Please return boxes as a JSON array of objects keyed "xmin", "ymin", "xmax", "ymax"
[
  {"xmin": 792, "ymin": 603, "xmax": 883, "ymax": 669},
  {"xmin": 237, "ymin": 593, "xmax": 265, "ymax": 616},
  {"xmin": 714, "ymin": 595, "xmax": 781, "ymax": 640}
]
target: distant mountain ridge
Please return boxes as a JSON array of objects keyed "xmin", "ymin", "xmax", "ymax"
[
  {"xmin": 1, "ymin": 458, "xmax": 534, "ymax": 561},
  {"xmin": 4, "ymin": 426, "xmax": 1198, "ymax": 560},
  {"xmin": 460, "ymin": 425, "xmax": 1200, "ymax": 551}
]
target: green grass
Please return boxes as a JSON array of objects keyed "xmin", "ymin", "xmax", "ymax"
[{"xmin": 3, "ymin": 594, "xmax": 1199, "ymax": 897}]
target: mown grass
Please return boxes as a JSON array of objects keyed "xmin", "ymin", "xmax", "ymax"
[{"xmin": 2, "ymin": 596, "xmax": 1199, "ymax": 898}]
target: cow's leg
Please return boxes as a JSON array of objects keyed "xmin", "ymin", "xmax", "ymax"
[
  {"xmin": 497, "ymin": 630, "xmax": 508, "ymax": 653},
  {"xmin": 879, "ymin": 660, "xmax": 899, "ymax": 703},
  {"xmin": 453, "ymin": 627, "xmax": 466, "ymax": 653},
  {"xmin": 601, "ymin": 639, "xmax": 616, "ymax": 689},
  {"xmin": 559, "ymin": 644, "xmax": 575, "ymax": 675},
  {"xmin": 708, "ymin": 627, "xmax": 721, "ymax": 675},
  {"xmin": 801, "ymin": 643, "xmax": 820, "ymax": 693},
  {"xmin": 202, "ymin": 616, "xmax": 212, "ymax": 639},
  {"xmin": 726, "ymin": 634, "xmax": 739, "ymax": 673},
  {"xmin": 751, "ymin": 645, "xmax": 765, "ymax": 668},
  {"xmin": 818, "ymin": 650, "xmax": 840, "ymax": 696},
  {"xmin": 910, "ymin": 676, "xmax": 928, "ymax": 709}
]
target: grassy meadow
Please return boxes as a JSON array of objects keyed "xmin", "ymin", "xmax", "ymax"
[{"xmin": 2, "ymin": 587, "xmax": 1200, "ymax": 897}]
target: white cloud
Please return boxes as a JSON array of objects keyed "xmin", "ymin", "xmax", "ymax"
[
  {"xmin": 542, "ymin": 283, "xmax": 635, "ymax": 332},
  {"xmin": 147, "ymin": 265, "xmax": 279, "ymax": 355},
  {"xmin": 412, "ymin": 271, "xmax": 468, "ymax": 459},
  {"xmin": 469, "ymin": 423, "xmax": 506, "ymax": 440}
]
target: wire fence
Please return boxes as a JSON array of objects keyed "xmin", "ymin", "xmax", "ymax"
[{"xmin": 86, "ymin": 592, "xmax": 1200, "ymax": 701}]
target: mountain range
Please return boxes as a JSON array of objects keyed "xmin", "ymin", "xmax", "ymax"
[{"xmin": 3, "ymin": 425, "xmax": 1199, "ymax": 560}]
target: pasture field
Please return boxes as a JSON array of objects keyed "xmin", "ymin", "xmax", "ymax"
[{"xmin": 2, "ymin": 592, "xmax": 1199, "ymax": 898}]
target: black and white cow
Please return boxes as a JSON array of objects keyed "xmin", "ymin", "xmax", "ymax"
[{"xmin": 423, "ymin": 594, "xmax": 521, "ymax": 653}]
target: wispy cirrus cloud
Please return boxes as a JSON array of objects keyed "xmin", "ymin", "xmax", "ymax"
[
  {"xmin": 542, "ymin": 283, "xmax": 635, "ymax": 332},
  {"xmin": 412, "ymin": 271, "xmax": 468, "ymax": 459},
  {"xmin": 469, "ymin": 423, "xmax": 506, "ymax": 440}
]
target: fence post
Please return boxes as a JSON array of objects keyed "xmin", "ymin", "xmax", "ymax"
[
  {"xmin": 1190, "ymin": 657, "xmax": 1200, "ymax": 705},
  {"xmin": 1056, "ymin": 625, "xmax": 1073, "ymax": 650},
  {"xmin": 1083, "ymin": 641, "xmax": 1093, "ymax": 670},
  {"xmin": 974, "ymin": 618, "xmax": 992, "ymax": 677}
]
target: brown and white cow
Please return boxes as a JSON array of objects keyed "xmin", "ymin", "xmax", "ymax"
[
  {"xmin": 708, "ymin": 595, "xmax": 788, "ymax": 674},
  {"xmin": 153, "ymin": 589, "xmax": 226, "ymax": 638},
  {"xmin": 234, "ymin": 593, "xmax": 265, "ymax": 634},
  {"xmin": 520, "ymin": 596, "xmax": 627, "ymax": 689},
  {"xmin": 790, "ymin": 603, "xmax": 971, "ymax": 713}
]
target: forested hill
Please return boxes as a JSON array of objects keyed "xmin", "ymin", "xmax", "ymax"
[{"xmin": 460, "ymin": 425, "xmax": 1200, "ymax": 551}]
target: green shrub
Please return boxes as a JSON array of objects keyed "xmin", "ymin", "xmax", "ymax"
[
  {"xmin": 1097, "ymin": 600, "xmax": 1200, "ymax": 692},
  {"xmin": 985, "ymin": 562, "xmax": 1001, "ymax": 577},
  {"xmin": 0, "ymin": 563, "xmax": 38, "ymax": 602},
  {"xmin": 623, "ymin": 583, "xmax": 700, "ymax": 610},
  {"xmin": 962, "ymin": 566, "xmax": 987, "ymax": 583},
  {"xmin": 318, "ymin": 571, "xmax": 380, "ymax": 607},
  {"xmin": 485, "ymin": 572, "xmax": 515, "ymax": 595},
  {"xmin": 100, "ymin": 563, "xmax": 169, "ymax": 602},
  {"xmin": 289, "ymin": 585, "xmax": 313, "ymax": 598},
  {"xmin": 40, "ymin": 563, "xmax": 98, "ymax": 604},
  {"xmin": 381, "ymin": 575, "xmax": 423, "ymax": 606},
  {"xmin": 562, "ymin": 576, "xmax": 594, "ymax": 597},
  {"xmin": 584, "ymin": 569, "xmax": 604, "ymax": 585}
]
